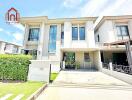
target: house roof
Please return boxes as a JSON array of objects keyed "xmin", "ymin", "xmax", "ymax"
[
  {"xmin": 0, "ymin": 40, "xmax": 22, "ymax": 47},
  {"xmin": 20, "ymin": 16, "xmax": 97, "ymax": 25},
  {"xmin": 94, "ymin": 15, "xmax": 132, "ymax": 31}
]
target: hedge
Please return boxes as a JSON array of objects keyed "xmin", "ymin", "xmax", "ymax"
[{"xmin": 0, "ymin": 54, "xmax": 32, "ymax": 81}]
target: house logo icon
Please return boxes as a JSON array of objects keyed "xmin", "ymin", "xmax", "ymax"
[{"xmin": 5, "ymin": 7, "xmax": 20, "ymax": 24}]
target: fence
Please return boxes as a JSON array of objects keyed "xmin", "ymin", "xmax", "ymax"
[{"xmin": 102, "ymin": 62, "xmax": 132, "ymax": 75}]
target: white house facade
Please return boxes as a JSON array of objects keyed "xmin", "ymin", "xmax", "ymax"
[
  {"xmin": 0, "ymin": 40, "xmax": 21, "ymax": 54},
  {"xmin": 20, "ymin": 15, "xmax": 132, "ymax": 81}
]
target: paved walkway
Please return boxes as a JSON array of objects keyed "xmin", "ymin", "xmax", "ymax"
[{"xmin": 37, "ymin": 71, "xmax": 132, "ymax": 100}]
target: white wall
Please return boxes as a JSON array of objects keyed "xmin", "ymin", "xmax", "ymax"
[
  {"xmin": 128, "ymin": 20, "xmax": 132, "ymax": 39},
  {"xmin": 64, "ymin": 21, "xmax": 72, "ymax": 48},
  {"xmin": 0, "ymin": 42, "xmax": 6, "ymax": 54},
  {"xmin": 93, "ymin": 51, "xmax": 102, "ymax": 70},
  {"xmin": 96, "ymin": 20, "xmax": 116, "ymax": 43},
  {"xmin": 28, "ymin": 60, "xmax": 50, "ymax": 82},
  {"xmin": 28, "ymin": 60, "xmax": 61, "ymax": 82},
  {"xmin": 86, "ymin": 21, "xmax": 95, "ymax": 48}
]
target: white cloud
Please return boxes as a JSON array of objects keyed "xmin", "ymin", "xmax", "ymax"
[
  {"xmin": 100, "ymin": 0, "xmax": 127, "ymax": 16},
  {"xmin": 80, "ymin": 0, "xmax": 132, "ymax": 16},
  {"xmin": 80, "ymin": 0, "xmax": 108, "ymax": 16},
  {"xmin": 13, "ymin": 32, "xmax": 23, "ymax": 41},
  {"xmin": 63, "ymin": 0, "xmax": 83, "ymax": 8},
  {"xmin": 0, "ymin": 28, "xmax": 3, "ymax": 32},
  {"xmin": 11, "ymin": 23, "xmax": 25, "ymax": 31}
]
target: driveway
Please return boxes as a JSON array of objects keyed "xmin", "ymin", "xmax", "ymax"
[{"xmin": 37, "ymin": 71, "xmax": 132, "ymax": 100}]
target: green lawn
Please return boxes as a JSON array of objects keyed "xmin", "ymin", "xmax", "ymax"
[
  {"xmin": 0, "ymin": 81, "xmax": 45, "ymax": 100},
  {"xmin": 50, "ymin": 73, "xmax": 58, "ymax": 81}
]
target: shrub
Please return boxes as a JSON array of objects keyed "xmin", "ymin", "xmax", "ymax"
[{"xmin": 0, "ymin": 54, "xmax": 32, "ymax": 81}]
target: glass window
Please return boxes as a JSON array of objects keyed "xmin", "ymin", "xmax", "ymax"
[
  {"xmin": 84, "ymin": 53, "xmax": 90, "ymax": 62},
  {"xmin": 61, "ymin": 24, "xmax": 64, "ymax": 44},
  {"xmin": 116, "ymin": 26, "xmax": 129, "ymax": 36},
  {"xmin": 121, "ymin": 26, "xmax": 129, "ymax": 36},
  {"xmin": 79, "ymin": 27, "xmax": 85, "ymax": 40},
  {"xmin": 49, "ymin": 25, "xmax": 57, "ymax": 53},
  {"xmin": 28, "ymin": 28, "xmax": 40, "ymax": 41},
  {"xmin": 72, "ymin": 27, "xmax": 78, "ymax": 40}
]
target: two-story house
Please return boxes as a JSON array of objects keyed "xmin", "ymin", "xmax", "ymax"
[
  {"xmin": 95, "ymin": 15, "xmax": 132, "ymax": 66},
  {"xmin": 0, "ymin": 40, "xmax": 22, "ymax": 54},
  {"xmin": 20, "ymin": 16, "xmax": 103, "ymax": 71}
]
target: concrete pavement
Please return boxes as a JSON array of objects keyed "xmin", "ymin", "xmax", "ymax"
[{"xmin": 37, "ymin": 71, "xmax": 132, "ymax": 100}]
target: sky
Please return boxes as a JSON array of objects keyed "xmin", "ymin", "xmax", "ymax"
[{"xmin": 0, "ymin": 0, "xmax": 132, "ymax": 46}]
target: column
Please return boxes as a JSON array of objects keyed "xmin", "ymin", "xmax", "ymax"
[
  {"xmin": 128, "ymin": 20, "xmax": 132, "ymax": 39},
  {"xmin": 64, "ymin": 21, "xmax": 72, "ymax": 48},
  {"xmin": 23, "ymin": 24, "xmax": 29, "ymax": 49},
  {"xmin": 37, "ymin": 22, "xmax": 45, "ymax": 60},
  {"xmin": 85, "ymin": 21, "xmax": 95, "ymax": 48}
]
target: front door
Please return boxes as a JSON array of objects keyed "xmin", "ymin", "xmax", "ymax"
[{"xmin": 63, "ymin": 52, "xmax": 75, "ymax": 69}]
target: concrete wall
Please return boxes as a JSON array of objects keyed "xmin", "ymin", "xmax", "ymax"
[
  {"xmin": 128, "ymin": 20, "xmax": 132, "ymax": 39},
  {"xmin": 28, "ymin": 60, "xmax": 61, "ymax": 82},
  {"xmin": 95, "ymin": 20, "xmax": 116, "ymax": 43},
  {"xmin": 101, "ymin": 68, "xmax": 132, "ymax": 84},
  {"xmin": 93, "ymin": 51, "xmax": 102, "ymax": 70}
]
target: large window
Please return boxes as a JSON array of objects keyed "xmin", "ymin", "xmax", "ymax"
[
  {"xmin": 79, "ymin": 27, "xmax": 85, "ymax": 40},
  {"xmin": 72, "ymin": 24, "xmax": 85, "ymax": 40},
  {"xmin": 28, "ymin": 28, "xmax": 40, "ymax": 41},
  {"xmin": 116, "ymin": 25, "xmax": 129, "ymax": 39},
  {"xmin": 72, "ymin": 27, "xmax": 78, "ymax": 40},
  {"xmin": 49, "ymin": 25, "xmax": 57, "ymax": 53}
]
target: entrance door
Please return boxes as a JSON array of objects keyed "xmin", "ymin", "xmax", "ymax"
[{"xmin": 63, "ymin": 52, "xmax": 75, "ymax": 69}]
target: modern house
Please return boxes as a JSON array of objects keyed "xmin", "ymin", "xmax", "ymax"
[
  {"xmin": 0, "ymin": 40, "xmax": 21, "ymax": 54},
  {"xmin": 20, "ymin": 15, "xmax": 132, "ymax": 81},
  {"xmin": 95, "ymin": 16, "xmax": 132, "ymax": 67}
]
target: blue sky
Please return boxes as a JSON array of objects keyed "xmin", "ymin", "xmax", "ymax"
[{"xmin": 0, "ymin": 0, "xmax": 132, "ymax": 46}]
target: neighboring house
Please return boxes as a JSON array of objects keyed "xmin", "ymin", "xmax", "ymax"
[
  {"xmin": 95, "ymin": 15, "xmax": 132, "ymax": 66},
  {"xmin": 20, "ymin": 15, "xmax": 132, "ymax": 72},
  {"xmin": 0, "ymin": 40, "xmax": 21, "ymax": 54}
]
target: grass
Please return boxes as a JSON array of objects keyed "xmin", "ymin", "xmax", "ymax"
[
  {"xmin": 0, "ymin": 81, "xmax": 45, "ymax": 100},
  {"xmin": 50, "ymin": 73, "xmax": 58, "ymax": 82}
]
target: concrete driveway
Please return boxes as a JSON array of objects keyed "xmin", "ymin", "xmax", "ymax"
[{"xmin": 37, "ymin": 71, "xmax": 132, "ymax": 100}]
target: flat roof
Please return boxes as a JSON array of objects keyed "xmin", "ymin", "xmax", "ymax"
[{"xmin": 95, "ymin": 15, "xmax": 132, "ymax": 31}]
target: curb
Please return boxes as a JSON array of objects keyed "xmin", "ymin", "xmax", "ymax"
[{"xmin": 27, "ymin": 83, "xmax": 48, "ymax": 100}]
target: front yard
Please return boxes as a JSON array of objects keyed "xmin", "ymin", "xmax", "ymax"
[{"xmin": 0, "ymin": 81, "xmax": 45, "ymax": 100}]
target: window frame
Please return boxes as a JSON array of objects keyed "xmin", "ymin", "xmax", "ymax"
[
  {"xmin": 28, "ymin": 27, "xmax": 40, "ymax": 41},
  {"xmin": 72, "ymin": 24, "xmax": 85, "ymax": 41},
  {"xmin": 48, "ymin": 25, "xmax": 57, "ymax": 53},
  {"xmin": 116, "ymin": 25, "xmax": 129, "ymax": 39}
]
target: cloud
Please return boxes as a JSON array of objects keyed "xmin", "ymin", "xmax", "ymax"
[
  {"xmin": 80, "ymin": 0, "xmax": 132, "ymax": 16},
  {"xmin": 13, "ymin": 32, "xmax": 23, "ymax": 41},
  {"xmin": 80, "ymin": 0, "xmax": 108, "ymax": 16},
  {"xmin": 100, "ymin": 0, "xmax": 127, "ymax": 16},
  {"xmin": 11, "ymin": 23, "xmax": 25, "ymax": 31},
  {"xmin": 63, "ymin": 0, "xmax": 83, "ymax": 8},
  {"xmin": 0, "ymin": 28, "xmax": 3, "ymax": 32}
]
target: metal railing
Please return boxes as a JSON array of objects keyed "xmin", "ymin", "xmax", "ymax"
[
  {"xmin": 102, "ymin": 63, "xmax": 110, "ymax": 69},
  {"xmin": 112, "ymin": 64, "xmax": 132, "ymax": 75}
]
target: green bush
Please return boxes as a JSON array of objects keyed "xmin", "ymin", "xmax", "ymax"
[{"xmin": 0, "ymin": 54, "xmax": 32, "ymax": 81}]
